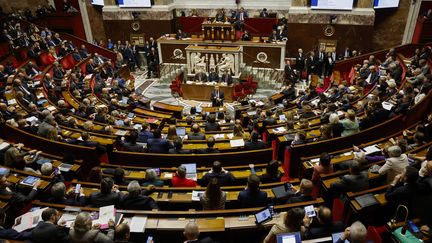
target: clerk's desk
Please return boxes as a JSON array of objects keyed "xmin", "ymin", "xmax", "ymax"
[{"xmin": 182, "ymin": 81, "xmax": 234, "ymax": 102}]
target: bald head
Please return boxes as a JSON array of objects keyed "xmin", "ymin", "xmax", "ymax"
[{"xmin": 317, "ymin": 206, "xmax": 332, "ymax": 226}]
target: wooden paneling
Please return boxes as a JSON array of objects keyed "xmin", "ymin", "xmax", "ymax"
[
  {"xmin": 104, "ymin": 20, "xmax": 174, "ymax": 43},
  {"xmin": 243, "ymin": 45, "xmax": 281, "ymax": 69}
]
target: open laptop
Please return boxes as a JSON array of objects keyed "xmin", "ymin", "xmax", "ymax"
[
  {"xmin": 176, "ymin": 127, "xmax": 186, "ymax": 137},
  {"xmin": 276, "ymin": 232, "xmax": 302, "ymax": 243},
  {"xmin": 181, "ymin": 163, "xmax": 197, "ymax": 180}
]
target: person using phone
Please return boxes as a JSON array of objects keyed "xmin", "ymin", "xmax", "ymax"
[
  {"xmin": 303, "ymin": 206, "xmax": 344, "ymax": 239},
  {"xmin": 47, "ymin": 182, "xmax": 85, "ymax": 206},
  {"xmin": 183, "ymin": 222, "xmax": 214, "ymax": 243}
]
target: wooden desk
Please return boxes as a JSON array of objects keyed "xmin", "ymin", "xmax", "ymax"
[
  {"xmin": 152, "ymin": 102, "xmax": 183, "ymax": 118},
  {"xmin": 182, "ymin": 83, "xmax": 233, "ymax": 102}
]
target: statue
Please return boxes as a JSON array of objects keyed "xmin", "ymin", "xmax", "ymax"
[
  {"xmin": 193, "ymin": 52, "xmax": 207, "ymax": 73},
  {"xmin": 217, "ymin": 53, "xmax": 233, "ymax": 75}
]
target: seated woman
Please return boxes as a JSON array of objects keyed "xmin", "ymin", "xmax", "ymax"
[
  {"xmin": 142, "ymin": 168, "xmax": 164, "ymax": 187},
  {"xmin": 263, "ymin": 207, "xmax": 306, "ymax": 243},
  {"xmin": 4, "ymin": 144, "xmax": 41, "ymax": 174},
  {"xmin": 259, "ymin": 160, "xmax": 283, "ymax": 183},
  {"xmin": 167, "ymin": 125, "xmax": 178, "ymax": 140},
  {"xmin": 199, "ymin": 178, "xmax": 226, "ymax": 210}
]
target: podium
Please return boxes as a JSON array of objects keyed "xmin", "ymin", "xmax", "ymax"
[{"xmin": 202, "ymin": 22, "xmax": 235, "ymax": 42}]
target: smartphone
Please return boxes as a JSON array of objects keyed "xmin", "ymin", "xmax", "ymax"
[
  {"xmin": 167, "ymin": 191, "xmax": 173, "ymax": 199},
  {"xmin": 146, "ymin": 236, "xmax": 153, "ymax": 243},
  {"xmin": 75, "ymin": 184, "xmax": 81, "ymax": 194},
  {"xmin": 54, "ymin": 168, "xmax": 59, "ymax": 175},
  {"xmin": 157, "ymin": 191, "xmax": 163, "ymax": 198},
  {"xmin": 408, "ymin": 220, "xmax": 419, "ymax": 233},
  {"xmin": 268, "ymin": 204, "xmax": 274, "ymax": 216}
]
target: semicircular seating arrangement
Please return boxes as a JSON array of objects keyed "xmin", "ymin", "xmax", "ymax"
[{"xmin": 0, "ymin": 7, "xmax": 432, "ymax": 243}]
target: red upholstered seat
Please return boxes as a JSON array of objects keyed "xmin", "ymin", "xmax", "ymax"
[
  {"xmin": 367, "ymin": 226, "xmax": 383, "ymax": 243},
  {"xmin": 232, "ymin": 84, "xmax": 245, "ymax": 101},
  {"xmin": 242, "ymin": 82, "xmax": 253, "ymax": 95}
]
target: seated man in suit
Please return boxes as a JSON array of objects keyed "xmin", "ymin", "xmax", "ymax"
[
  {"xmin": 268, "ymin": 30, "xmax": 280, "ymax": 42},
  {"xmin": 85, "ymin": 58, "xmax": 96, "ymax": 74},
  {"xmin": 122, "ymin": 131, "xmax": 145, "ymax": 152},
  {"xmin": 194, "ymin": 69, "xmax": 208, "ymax": 82},
  {"xmin": 175, "ymin": 29, "xmax": 187, "ymax": 40},
  {"xmin": 205, "ymin": 114, "xmax": 221, "ymax": 132},
  {"xmin": 89, "ymin": 177, "xmax": 123, "ymax": 207},
  {"xmin": 77, "ymin": 132, "xmax": 107, "ymax": 154},
  {"xmin": 238, "ymin": 174, "xmax": 268, "ymax": 208},
  {"xmin": 183, "ymin": 222, "xmax": 214, "ymax": 243},
  {"xmin": 196, "ymin": 137, "xmax": 220, "ymax": 154},
  {"xmin": 31, "ymin": 208, "xmax": 69, "ymax": 243},
  {"xmin": 47, "ymin": 182, "xmax": 85, "ymax": 206},
  {"xmin": 200, "ymin": 161, "xmax": 235, "ymax": 186},
  {"xmin": 187, "ymin": 123, "xmax": 206, "ymax": 140},
  {"xmin": 169, "ymin": 138, "xmax": 192, "ymax": 154},
  {"xmin": 210, "ymin": 85, "xmax": 224, "ymax": 107},
  {"xmin": 221, "ymin": 69, "xmax": 233, "ymax": 85},
  {"xmin": 245, "ymin": 131, "xmax": 267, "ymax": 150},
  {"xmin": 121, "ymin": 180, "xmax": 158, "ymax": 210},
  {"xmin": 259, "ymin": 8, "xmax": 269, "ymax": 18},
  {"xmin": 330, "ymin": 160, "xmax": 369, "ymax": 194},
  {"xmin": 208, "ymin": 68, "xmax": 219, "ymax": 82},
  {"xmin": 286, "ymin": 179, "xmax": 314, "ymax": 203},
  {"xmin": 303, "ymin": 206, "xmax": 344, "ymax": 239},
  {"xmin": 147, "ymin": 129, "xmax": 173, "ymax": 153},
  {"xmin": 241, "ymin": 30, "xmax": 252, "ymax": 41}
]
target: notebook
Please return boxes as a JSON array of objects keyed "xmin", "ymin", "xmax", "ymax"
[
  {"xmin": 355, "ymin": 193, "xmax": 379, "ymax": 208},
  {"xmin": 230, "ymin": 139, "xmax": 245, "ymax": 148}
]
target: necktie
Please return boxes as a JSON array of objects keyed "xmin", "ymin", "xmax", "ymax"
[{"xmin": 225, "ymin": 75, "xmax": 228, "ymax": 82}]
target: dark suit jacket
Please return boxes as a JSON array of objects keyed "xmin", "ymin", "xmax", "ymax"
[
  {"xmin": 188, "ymin": 132, "xmax": 206, "ymax": 140},
  {"xmin": 31, "ymin": 221, "xmax": 69, "ymax": 243},
  {"xmin": 238, "ymin": 189, "xmax": 268, "ymax": 208},
  {"xmin": 286, "ymin": 194, "xmax": 313, "ymax": 204},
  {"xmin": 121, "ymin": 194, "xmax": 158, "ymax": 210},
  {"xmin": 268, "ymin": 33, "xmax": 280, "ymax": 42},
  {"xmin": 147, "ymin": 138, "xmax": 172, "ymax": 153},
  {"xmin": 200, "ymin": 172, "xmax": 235, "ymax": 187},
  {"xmin": 89, "ymin": 191, "xmax": 123, "ymax": 207},
  {"xmin": 0, "ymin": 227, "xmax": 31, "ymax": 241},
  {"xmin": 86, "ymin": 63, "xmax": 95, "ymax": 74},
  {"xmin": 122, "ymin": 142, "xmax": 145, "ymax": 152},
  {"xmin": 194, "ymin": 72, "xmax": 208, "ymax": 82},
  {"xmin": 208, "ymin": 72, "xmax": 219, "ymax": 82},
  {"xmin": 211, "ymin": 89, "xmax": 224, "ymax": 106},
  {"xmin": 295, "ymin": 53, "xmax": 305, "ymax": 71},
  {"xmin": 205, "ymin": 122, "xmax": 221, "ymax": 132},
  {"xmin": 330, "ymin": 172, "xmax": 369, "ymax": 193},
  {"xmin": 46, "ymin": 195, "xmax": 86, "ymax": 206},
  {"xmin": 221, "ymin": 74, "xmax": 233, "ymax": 85},
  {"xmin": 244, "ymin": 141, "xmax": 267, "ymax": 150},
  {"xmin": 137, "ymin": 130, "xmax": 154, "ymax": 143}
]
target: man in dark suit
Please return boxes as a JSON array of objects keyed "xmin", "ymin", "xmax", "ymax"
[
  {"xmin": 78, "ymin": 132, "xmax": 107, "ymax": 154},
  {"xmin": 241, "ymin": 30, "xmax": 252, "ymax": 41},
  {"xmin": 259, "ymin": 8, "xmax": 269, "ymax": 18},
  {"xmin": 210, "ymin": 85, "xmax": 224, "ymax": 107},
  {"xmin": 147, "ymin": 129, "xmax": 173, "ymax": 153},
  {"xmin": 25, "ymin": 61, "xmax": 40, "ymax": 77},
  {"xmin": 306, "ymin": 51, "xmax": 317, "ymax": 76},
  {"xmin": 52, "ymin": 62, "xmax": 65, "ymax": 82},
  {"xmin": 316, "ymin": 47, "xmax": 325, "ymax": 77},
  {"xmin": 235, "ymin": 7, "xmax": 248, "ymax": 21},
  {"xmin": 194, "ymin": 69, "xmax": 208, "ymax": 82},
  {"xmin": 286, "ymin": 179, "xmax": 314, "ymax": 203},
  {"xmin": 268, "ymin": 30, "xmax": 280, "ymax": 42},
  {"xmin": 284, "ymin": 59, "xmax": 298, "ymax": 83},
  {"xmin": 342, "ymin": 47, "xmax": 352, "ymax": 59},
  {"xmin": 238, "ymin": 174, "xmax": 268, "ymax": 208},
  {"xmin": 330, "ymin": 161, "xmax": 369, "ymax": 194},
  {"xmin": 204, "ymin": 114, "xmax": 221, "ymax": 131},
  {"xmin": 200, "ymin": 161, "xmax": 235, "ymax": 186},
  {"xmin": 196, "ymin": 137, "xmax": 220, "ymax": 154},
  {"xmin": 183, "ymin": 222, "xmax": 214, "ymax": 243},
  {"xmin": 137, "ymin": 122, "xmax": 154, "ymax": 143},
  {"xmin": 89, "ymin": 177, "xmax": 123, "ymax": 207},
  {"xmin": 187, "ymin": 124, "xmax": 206, "ymax": 140},
  {"xmin": 31, "ymin": 208, "xmax": 69, "ymax": 243},
  {"xmin": 79, "ymin": 44, "xmax": 89, "ymax": 58},
  {"xmin": 122, "ymin": 131, "xmax": 145, "ymax": 152},
  {"xmin": 47, "ymin": 182, "xmax": 85, "ymax": 206},
  {"xmin": 363, "ymin": 65, "xmax": 379, "ymax": 86},
  {"xmin": 208, "ymin": 68, "xmax": 219, "ymax": 82},
  {"xmin": 385, "ymin": 166, "xmax": 423, "ymax": 209},
  {"xmin": 121, "ymin": 181, "xmax": 158, "ymax": 210},
  {"xmin": 175, "ymin": 29, "xmax": 187, "ymax": 40},
  {"xmin": 85, "ymin": 58, "xmax": 96, "ymax": 74},
  {"xmin": 168, "ymin": 138, "xmax": 192, "ymax": 154},
  {"xmin": 304, "ymin": 206, "xmax": 344, "ymax": 239},
  {"xmin": 221, "ymin": 69, "xmax": 233, "ymax": 85},
  {"xmin": 245, "ymin": 132, "xmax": 267, "ymax": 150},
  {"xmin": 295, "ymin": 48, "xmax": 305, "ymax": 72},
  {"xmin": 262, "ymin": 110, "xmax": 277, "ymax": 132}
]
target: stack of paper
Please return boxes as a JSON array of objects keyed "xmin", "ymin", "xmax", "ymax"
[
  {"xmin": 129, "ymin": 216, "xmax": 148, "ymax": 233},
  {"xmin": 191, "ymin": 191, "xmax": 204, "ymax": 201},
  {"xmin": 273, "ymin": 127, "xmax": 286, "ymax": 134},
  {"xmin": 362, "ymin": 145, "xmax": 381, "ymax": 155},
  {"xmin": 92, "ymin": 205, "xmax": 116, "ymax": 229},
  {"xmin": 13, "ymin": 207, "xmax": 47, "ymax": 232}
]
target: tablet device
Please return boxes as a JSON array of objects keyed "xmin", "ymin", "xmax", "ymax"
[
  {"xmin": 276, "ymin": 232, "xmax": 301, "ymax": 243},
  {"xmin": 304, "ymin": 205, "xmax": 316, "ymax": 218},
  {"xmin": 332, "ymin": 232, "xmax": 350, "ymax": 243},
  {"xmin": 254, "ymin": 207, "xmax": 272, "ymax": 224},
  {"xmin": 176, "ymin": 127, "xmax": 186, "ymax": 136}
]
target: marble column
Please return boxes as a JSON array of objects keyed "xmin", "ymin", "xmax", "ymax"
[
  {"xmin": 402, "ymin": 0, "xmax": 422, "ymax": 44},
  {"xmin": 78, "ymin": 0, "xmax": 93, "ymax": 42},
  {"xmin": 291, "ymin": 0, "xmax": 307, "ymax": 7},
  {"xmin": 356, "ymin": 0, "xmax": 373, "ymax": 8}
]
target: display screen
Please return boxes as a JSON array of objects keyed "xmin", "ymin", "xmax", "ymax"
[
  {"xmin": 118, "ymin": 0, "xmax": 152, "ymax": 8},
  {"xmin": 374, "ymin": 0, "xmax": 400, "ymax": 9},
  {"xmin": 311, "ymin": 0, "xmax": 354, "ymax": 10}
]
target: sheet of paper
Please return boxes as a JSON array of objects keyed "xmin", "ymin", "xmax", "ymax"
[
  {"xmin": 129, "ymin": 216, "xmax": 147, "ymax": 233},
  {"xmin": 230, "ymin": 139, "xmax": 245, "ymax": 147},
  {"xmin": 362, "ymin": 145, "xmax": 381, "ymax": 155},
  {"xmin": 192, "ymin": 191, "xmax": 204, "ymax": 201}
]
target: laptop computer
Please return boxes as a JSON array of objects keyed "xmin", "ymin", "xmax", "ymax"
[
  {"xmin": 176, "ymin": 127, "xmax": 186, "ymax": 137},
  {"xmin": 254, "ymin": 207, "xmax": 272, "ymax": 224},
  {"xmin": 276, "ymin": 232, "xmax": 302, "ymax": 243},
  {"xmin": 181, "ymin": 163, "xmax": 197, "ymax": 180}
]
